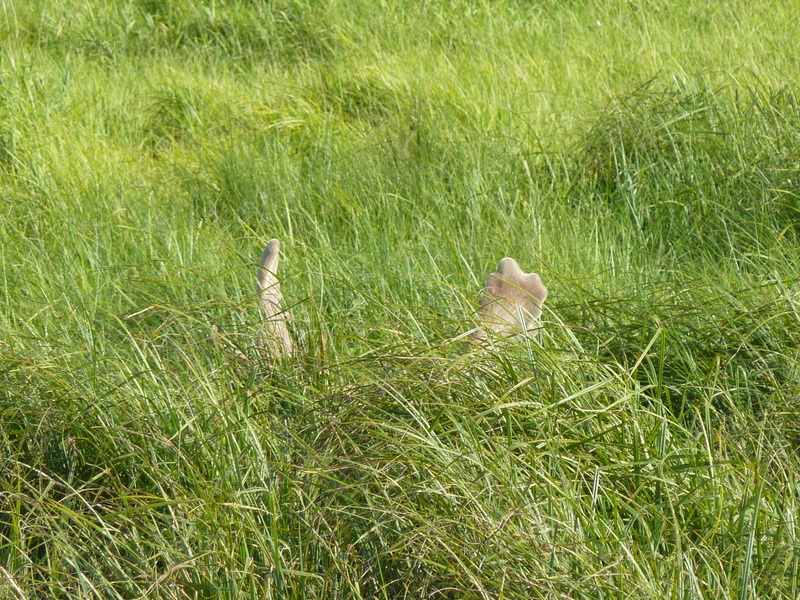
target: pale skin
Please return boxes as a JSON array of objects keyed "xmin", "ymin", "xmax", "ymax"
[
  {"xmin": 256, "ymin": 240, "xmax": 547, "ymax": 356},
  {"xmin": 469, "ymin": 257, "xmax": 548, "ymax": 342},
  {"xmin": 256, "ymin": 239, "xmax": 293, "ymax": 355}
]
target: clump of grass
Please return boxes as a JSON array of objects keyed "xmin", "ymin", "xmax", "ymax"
[
  {"xmin": 142, "ymin": 87, "xmax": 205, "ymax": 152},
  {"xmin": 4, "ymin": 318, "xmax": 799, "ymax": 598},
  {"xmin": 574, "ymin": 82, "xmax": 800, "ymax": 260}
]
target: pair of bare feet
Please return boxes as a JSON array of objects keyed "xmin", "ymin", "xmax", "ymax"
[{"xmin": 256, "ymin": 240, "xmax": 548, "ymax": 355}]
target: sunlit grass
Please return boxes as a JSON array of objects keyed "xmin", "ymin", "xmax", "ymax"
[{"xmin": 2, "ymin": 0, "xmax": 800, "ymax": 598}]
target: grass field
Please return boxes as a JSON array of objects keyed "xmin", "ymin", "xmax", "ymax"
[{"xmin": 3, "ymin": 1, "xmax": 800, "ymax": 598}]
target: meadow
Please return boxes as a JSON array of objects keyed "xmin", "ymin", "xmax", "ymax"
[{"xmin": 2, "ymin": 0, "xmax": 800, "ymax": 597}]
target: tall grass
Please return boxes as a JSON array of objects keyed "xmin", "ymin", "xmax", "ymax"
[{"xmin": 2, "ymin": 0, "xmax": 800, "ymax": 598}]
